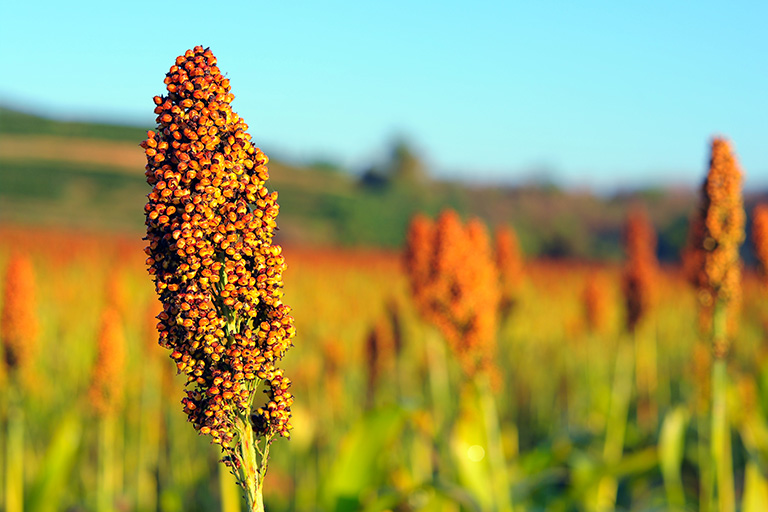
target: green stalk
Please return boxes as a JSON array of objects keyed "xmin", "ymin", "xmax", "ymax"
[
  {"xmin": 595, "ymin": 336, "xmax": 634, "ymax": 512},
  {"xmin": 476, "ymin": 374, "xmax": 514, "ymax": 512},
  {"xmin": 219, "ymin": 462, "xmax": 242, "ymax": 512},
  {"xmin": 426, "ymin": 330, "xmax": 451, "ymax": 431},
  {"xmin": 231, "ymin": 415, "xmax": 272, "ymax": 512},
  {"xmin": 711, "ymin": 298, "xmax": 735, "ymax": 512},
  {"xmin": 425, "ymin": 329, "xmax": 452, "ymax": 479},
  {"xmin": 698, "ymin": 411, "xmax": 713, "ymax": 512},
  {"xmin": 654, "ymin": 320, "xmax": 671, "ymax": 422},
  {"xmin": 634, "ymin": 322, "xmax": 658, "ymax": 432},
  {"xmin": 97, "ymin": 414, "xmax": 116, "ymax": 512},
  {"xmin": 711, "ymin": 358, "xmax": 734, "ymax": 512},
  {"xmin": 137, "ymin": 360, "xmax": 160, "ymax": 511},
  {"xmin": 5, "ymin": 388, "xmax": 23, "ymax": 512}
]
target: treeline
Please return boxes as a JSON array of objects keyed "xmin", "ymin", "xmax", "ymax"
[{"xmin": 1, "ymin": 106, "xmax": 765, "ymax": 262}]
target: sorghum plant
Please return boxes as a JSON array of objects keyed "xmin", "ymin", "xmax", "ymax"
[
  {"xmin": 685, "ymin": 136, "xmax": 745, "ymax": 512},
  {"xmin": 494, "ymin": 225, "xmax": 524, "ymax": 320},
  {"xmin": 89, "ymin": 308, "xmax": 126, "ymax": 417},
  {"xmin": 89, "ymin": 307, "xmax": 126, "ymax": 512},
  {"xmin": 684, "ymin": 138, "xmax": 745, "ymax": 353},
  {"xmin": 621, "ymin": 207, "xmax": 659, "ymax": 429},
  {"xmin": 752, "ymin": 204, "xmax": 768, "ymax": 282},
  {"xmin": 582, "ymin": 270, "xmax": 611, "ymax": 336},
  {"xmin": 141, "ymin": 46, "xmax": 295, "ymax": 511},
  {"xmin": 404, "ymin": 210, "xmax": 511, "ymax": 512},
  {"xmin": 621, "ymin": 207, "xmax": 657, "ymax": 333},
  {"xmin": 1, "ymin": 253, "xmax": 38, "ymax": 512},
  {"xmin": 364, "ymin": 313, "xmax": 398, "ymax": 408},
  {"xmin": 1, "ymin": 253, "xmax": 39, "ymax": 380},
  {"xmin": 404, "ymin": 210, "xmax": 500, "ymax": 378}
]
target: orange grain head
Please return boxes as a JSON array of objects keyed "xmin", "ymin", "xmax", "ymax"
[
  {"xmin": 683, "ymin": 137, "xmax": 745, "ymax": 355},
  {"xmin": 494, "ymin": 225, "xmax": 524, "ymax": 318},
  {"xmin": 89, "ymin": 308, "xmax": 126, "ymax": 417},
  {"xmin": 621, "ymin": 207, "xmax": 658, "ymax": 332},
  {"xmin": 403, "ymin": 213, "xmax": 434, "ymax": 316},
  {"xmin": 403, "ymin": 210, "xmax": 500, "ymax": 378},
  {"xmin": 752, "ymin": 204, "xmax": 768, "ymax": 282},
  {"xmin": 144, "ymin": 46, "xmax": 295, "ymax": 443},
  {"xmin": 583, "ymin": 270, "xmax": 611, "ymax": 336},
  {"xmin": 364, "ymin": 316, "xmax": 396, "ymax": 405},
  {"xmin": 1, "ymin": 253, "xmax": 39, "ymax": 377}
]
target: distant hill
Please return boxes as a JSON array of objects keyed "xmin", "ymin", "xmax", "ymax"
[
  {"xmin": 1, "ymin": 105, "xmax": 765, "ymax": 261},
  {"xmin": 0, "ymin": 106, "xmax": 149, "ymax": 142}
]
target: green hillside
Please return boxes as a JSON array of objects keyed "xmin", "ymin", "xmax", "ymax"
[
  {"xmin": 3, "ymin": 106, "xmax": 762, "ymax": 261},
  {"xmin": 0, "ymin": 106, "xmax": 149, "ymax": 142}
]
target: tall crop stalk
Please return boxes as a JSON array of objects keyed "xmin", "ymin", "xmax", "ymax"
[
  {"xmin": 142, "ymin": 46, "xmax": 296, "ymax": 511},
  {"xmin": 476, "ymin": 374, "xmax": 513, "ymax": 512},
  {"xmin": 97, "ymin": 414, "xmax": 117, "ymax": 512},
  {"xmin": 753, "ymin": 204, "xmax": 768, "ymax": 282},
  {"xmin": 5, "ymin": 388, "xmax": 23, "ymax": 512},
  {"xmin": 404, "ymin": 211, "xmax": 511, "ymax": 510},
  {"xmin": 711, "ymin": 301, "xmax": 735, "ymax": 512},
  {"xmin": 595, "ymin": 335, "xmax": 634, "ymax": 512},
  {"xmin": 684, "ymin": 136, "xmax": 744, "ymax": 512},
  {"xmin": 621, "ymin": 207, "xmax": 659, "ymax": 432},
  {"xmin": 1, "ymin": 254, "xmax": 39, "ymax": 512},
  {"xmin": 89, "ymin": 308, "xmax": 126, "ymax": 512}
]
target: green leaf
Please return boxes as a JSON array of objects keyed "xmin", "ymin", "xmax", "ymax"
[
  {"xmin": 26, "ymin": 413, "xmax": 82, "ymax": 512},
  {"xmin": 743, "ymin": 460, "xmax": 768, "ymax": 512},
  {"xmin": 451, "ymin": 385, "xmax": 494, "ymax": 511},
  {"xmin": 658, "ymin": 406, "xmax": 688, "ymax": 509},
  {"xmin": 322, "ymin": 406, "xmax": 407, "ymax": 512}
]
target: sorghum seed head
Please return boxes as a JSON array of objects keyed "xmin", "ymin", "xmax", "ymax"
[
  {"xmin": 89, "ymin": 308, "xmax": 126, "ymax": 417},
  {"xmin": 752, "ymin": 204, "xmax": 768, "ymax": 282},
  {"xmin": 403, "ymin": 210, "xmax": 500, "ymax": 378},
  {"xmin": 143, "ymin": 46, "xmax": 295, "ymax": 445},
  {"xmin": 621, "ymin": 207, "xmax": 658, "ymax": 332},
  {"xmin": 583, "ymin": 270, "xmax": 611, "ymax": 336},
  {"xmin": 494, "ymin": 225, "xmax": 524, "ymax": 319},
  {"xmin": 683, "ymin": 137, "xmax": 745, "ymax": 356},
  {"xmin": 1, "ymin": 253, "xmax": 38, "ymax": 376}
]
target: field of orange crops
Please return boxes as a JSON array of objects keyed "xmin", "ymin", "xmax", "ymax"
[
  {"xmin": 2, "ymin": 217, "xmax": 768, "ymax": 511},
  {"xmin": 1, "ymin": 43, "xmax": 767, "ymax": 512}
]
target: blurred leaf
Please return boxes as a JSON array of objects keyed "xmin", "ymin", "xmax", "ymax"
[
  {"xmin": 742, "ymin": 460, "xmax": 768, "ymax": 512},
  {"xmin": 658, "ymin": 406, "xmax": 688, "ymax": 509},
  {"xmin": 738, "ymin": 409, "xmax": 768, "ymax": 474},
  {"xmin": 451, "ymin": 385, "xmax": 494, "ymax": 511},
  {"xmin": 322, "ymin": 406, "xmax": 407, "ymax": 512},
  {"xmin": 26, "ymin": 413, "xmax": 82, "ymax": 512}
]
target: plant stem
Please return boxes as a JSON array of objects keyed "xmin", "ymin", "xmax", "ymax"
[
  {"xmin": 5, "ymin": 387, "xmax": 23, "ymax": 512},
  {"xmin": 97, "ymin": 414, "xmax": 116, "ymax": 512},
  {"xmin": 219, "ymin": 462, "xmax": 242, "ymax": 512},
  {"xmin": 710, "ymin": 299, "xmax": 735, "ymax": 512},
  {"xmin": 595, "ymin": 336, "xmax": 634, "ymax": 512},
  {"xmin": 476, "ymin": 374, "xmax": 514, "ymax": 512},
  {"xmin": 698, "ymin": 411, "xmax": 713, "ymax": 512},
  {"xmin": 711, "ymin": 358, "xmax": 734, "ymax": 512},
  {"xmin": 634, "ymin": 322, "xmax": 658, "ymax": 432},
  {"xmin": 425, "ymin": 329, "xmax": 452, "ymax": 479},
  {"xmin": 233, "ymin": 416, "xmax": 270, "ymax": 512}
]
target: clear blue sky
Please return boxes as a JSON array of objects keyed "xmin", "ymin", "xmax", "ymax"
[{"xmin": 1, "ymin": 1, "xmax": 766, "ymax": 191}]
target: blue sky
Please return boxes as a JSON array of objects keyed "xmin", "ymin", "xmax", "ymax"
[{"xmin": 1, "ymin": 1, "xmax": 766, "ymax": 191}]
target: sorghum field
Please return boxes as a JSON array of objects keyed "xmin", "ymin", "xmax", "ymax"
[
  {"xmin": 2, "ymin": 46, "xmax": 767, "ymax": 512},
  {"xmin": 1, "ymin": 209, "xmax": 768, "ymax": 511}
]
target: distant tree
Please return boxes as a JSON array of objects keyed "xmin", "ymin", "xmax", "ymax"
[
  {"xmin": 387, "ymin": 139, "xmax": 428, "ymax": 185},
  {"xmin": 359, "ymin": 165, "xmax": 389, "ymax": 189},
  {"xmin": 359, "ymin": 138, "xmax": 429, "ymax": 189}
]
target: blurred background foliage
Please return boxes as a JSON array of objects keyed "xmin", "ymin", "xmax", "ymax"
[
  {"xmin": 3, "ymin": 106, "xmax": 764, "ymax": 261},
  {"xmin": 3, "ymin": 106, "xmax": 768, "ymax": 511}
]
